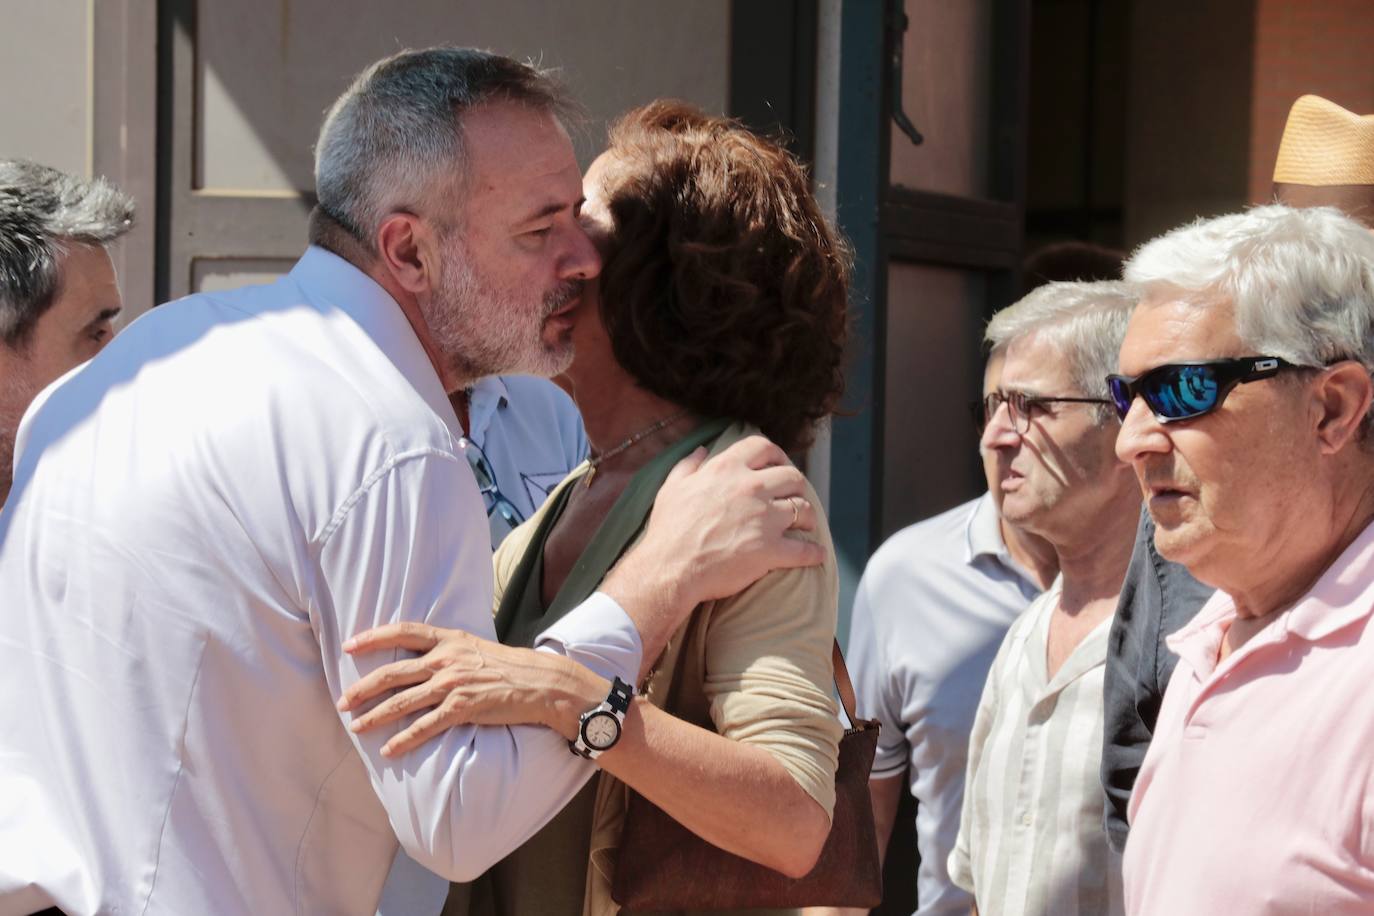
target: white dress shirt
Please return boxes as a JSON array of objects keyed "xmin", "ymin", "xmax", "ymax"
[
  {"xmin": 0, "ymin": 246, "xmax": 642, "ymax": 916},
  {"xmin": 848, "ymin": 494, "xmax": 1041, "ymax": 916},
  {"xmin": 377, "ymin": 376, "xmax": 586, "ymax": 914},
  {"xmin": 948, "ymin": 579, "xmax": 1123, "ymax": 916}
]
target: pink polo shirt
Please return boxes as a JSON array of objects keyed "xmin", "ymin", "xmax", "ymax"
[{"xmin": 1124, "ymin": 520, "xmax": 1374, "ymax": 915}]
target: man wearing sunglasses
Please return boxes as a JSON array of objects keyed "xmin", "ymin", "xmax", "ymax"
[
  {"xmin": 949, "ymin": 281, "xmax": 1140, "ymax": 916},
  {"xmin": 839, "ymin": 345, "xmax": 1058, "ymax": 916},
  {"xmin": 1100, "ymin": 94, "xmax": 1374, "ymax": 857},
  {"xmin": 1116, "ymin": 204, "xmax": 1374, "ymax": 915}
]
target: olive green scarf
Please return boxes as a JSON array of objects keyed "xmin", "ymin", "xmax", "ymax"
[{"xmin": 494, "ymin": 417, "xmax": 731, "ymax": 648}]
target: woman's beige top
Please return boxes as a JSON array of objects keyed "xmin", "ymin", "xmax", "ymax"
[{"xmin": 454, "ymin": 421, "xmax": 842, "ymax": 916}]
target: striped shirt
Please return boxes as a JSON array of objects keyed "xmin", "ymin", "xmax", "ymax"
[{"xmin": 949, "ymin": 578, "xmax": 1124, "ymax": 916}]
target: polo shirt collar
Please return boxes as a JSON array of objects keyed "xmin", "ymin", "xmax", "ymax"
[
  {"xmin": 1283, "ymin": 518, "xmax": 1374, "ymax": 641},
  {"xmin": 966, "ymin": 491, "xmax": 1040, "ymax": 587},
  {"xmin": 1166, "ymin": 518, "xmax": 1374, "ymax": 673},
  {"xmin": 1164, "ymin": 590, "xmax": 1232, "ymax": 677},
  {"xmin": 290, "ymin": 246, "xmax": 461, "ymax": 441}
]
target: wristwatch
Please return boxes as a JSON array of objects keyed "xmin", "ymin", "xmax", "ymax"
[{"xmin": 570, "ymin": 676, "xmax": 634, "ymax": 760}]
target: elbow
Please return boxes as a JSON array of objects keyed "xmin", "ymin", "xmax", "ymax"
[
  {"xmin": 769, "ymin": 803, "xmax": 831, "ymax": 879},
  {"xmin": 438, "ymin": 853, "xmax": 494, "ymax": 885},
  {"xmin": 395, "ymin": 828, "xmax": 502, "ymax": 883}
]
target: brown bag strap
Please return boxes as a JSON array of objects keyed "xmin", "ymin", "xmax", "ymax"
[{"xmin": 832, "ymin": 638, "xmax": 862, "ymax": 729}]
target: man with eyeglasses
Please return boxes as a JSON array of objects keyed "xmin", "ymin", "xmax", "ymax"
[
  {"xmin": 1115, "ymin": 204, "xmax": 1374, "ymax": 914},
  {"xmin": 836, "ymin": 345, "xmax": 1058, "ymax": 916},
  {"xmin": 1099, "ymin": 94, "xmax": 1374, "ymax": 856},
  {"xmin": 945, "ymin": 281, "xmax": 1140, "ymax": 916}
]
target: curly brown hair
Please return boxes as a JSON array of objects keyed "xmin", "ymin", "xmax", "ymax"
[{"xmin": 594, "ymin": 101, "xmax": 851, "ymax": 453}]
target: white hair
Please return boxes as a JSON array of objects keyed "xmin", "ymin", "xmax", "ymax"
[
  {"xmin": 985, "ymin": 280, "xmax": 1139, "ymax": 400},
  {"xmin": 312, "ymin": 47, "xmax": 575, "ymax": 246},
  {"xmin": 1124, "ymin": 204, "xmax": 1374, "ymax": 371}
]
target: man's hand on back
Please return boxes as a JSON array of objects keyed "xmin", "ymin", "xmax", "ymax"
[{"xmin": 600, "ymin": 435, "xmax": 824, "ymax": 676}]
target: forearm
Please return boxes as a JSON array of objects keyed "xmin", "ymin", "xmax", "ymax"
[
  {"xmin": 341, "ymin": 639, "xmax": 611, "ymax": 880},
  {"xmin": 540, "ymin": 668, "xmax": 833, "ymax": 878},
  {"xmin": 868, "ymin": 772, "xmax": 905, "ymax": 872},
  {"xmin": 595, "ymin": 700, "xmax": 831, "ymax": 878},
  {"xmin": 355, "ymin": 716, "xmax": 599, "ymax": 881}
]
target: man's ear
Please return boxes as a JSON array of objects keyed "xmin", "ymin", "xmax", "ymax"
[
  {"xmin": 1313, "ymin": 360, "xmax": 1374, "ymax": 454},
  {"xmin": 375, "ymin": 213, "xmax": 441, "ymax": 296}
]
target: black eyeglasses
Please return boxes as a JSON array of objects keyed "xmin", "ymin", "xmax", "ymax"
[
  {"xmin": 976, "ymin": 390, "xmax": 1112, "ymax": 434},
  {"xmin": 460, "ymin": 437, "xmax": 525, "ymax": 548},
  {"xmin": 1105, "ymin": 356, "xmax": 1299, "ymax": 423}
]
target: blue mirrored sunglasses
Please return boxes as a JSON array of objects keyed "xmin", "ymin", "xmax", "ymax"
[{"xmin": 1105, "ymin": 356, "xmax": 1296, "ymax": 422}]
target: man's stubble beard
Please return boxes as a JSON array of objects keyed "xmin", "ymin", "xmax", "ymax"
[{"xmin": 426, "ymin": 239, "xmax": 580, "ymax": 384}]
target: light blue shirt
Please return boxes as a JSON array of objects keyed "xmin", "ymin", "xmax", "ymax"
[
  {"xmin": 465, "ymin": 374, "xmax": 588, "ymax": 546},
  {"xmin": 848, "ymin": 493, "xmax": 1041, "ymax": 916}
]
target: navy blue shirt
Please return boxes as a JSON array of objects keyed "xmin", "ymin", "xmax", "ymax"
[{"xmin": 1100, "ymin": 509, "xmax": 1215, "ymax": 851}]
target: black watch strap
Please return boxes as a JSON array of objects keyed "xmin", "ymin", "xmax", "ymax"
[{"xmin": 606, "ymin": 676, "xmax": 633, "ymax": 715}]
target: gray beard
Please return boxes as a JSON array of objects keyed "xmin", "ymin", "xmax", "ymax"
[{"xmin": 427, "ymin": 242, "xmax": 580, "ymax": 385}]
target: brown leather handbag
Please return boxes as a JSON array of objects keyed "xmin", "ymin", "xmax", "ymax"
[{"xmin": 611, "ymin": 640, "xmax": 883, "ymax": 910}]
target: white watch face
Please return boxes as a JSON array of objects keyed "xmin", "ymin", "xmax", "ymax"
[{"xmin": 583, "ymin": 711, "xmax": 620, "ymax": 749}]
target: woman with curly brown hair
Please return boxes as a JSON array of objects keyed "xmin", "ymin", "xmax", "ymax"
[{"xmin": 343, "ymin": 100, "xmax": 852, "ymax": 916}]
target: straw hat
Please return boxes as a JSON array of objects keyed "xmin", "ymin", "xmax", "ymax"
[
  {"xmin": 1272, "ymin": 94, "xmax": 1374, "ymax": 186},
  {"xmin": 1272, "ymin": 95, "xmax": 1374, "ymax": 227}
]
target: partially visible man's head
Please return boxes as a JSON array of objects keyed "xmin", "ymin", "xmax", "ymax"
[
  {"xmin": 1020, "ymin": 240, "xmax": 1125, "ymax": 295},
  {"xmin": 1116, "ymin": 204, "xmax": 1374, "ymax": 590},
  {"xmin": 980, "ymin": 281, "xmax": 1138, "ymax": 543},
  {"xmin": 0, "ymin": 159, "xmax": 133, "ymax": 502},
  {"xmin": 310, "ymin": 48, "xmax": 599, "ymax": 386}
]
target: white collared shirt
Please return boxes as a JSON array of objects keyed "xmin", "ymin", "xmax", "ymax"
[
  {"xmin": 0, "ymin": 246, "xmax": 641, "ymax": 916},
  {"xmin": 848, "ymin": 494, "xmax": 1041, "ymax": 916},
  {"xmin": 948, "ymin": 579, "xmax": 1123, "ymax": 916},
  {"xmin": 377, "ymin": 376, "xmax": 587, "ymax": 913}
]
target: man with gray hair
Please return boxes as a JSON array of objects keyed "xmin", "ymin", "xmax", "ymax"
[
  {"xmin": 0, "ymin": 159, "xmax": 132, "ymax": 506},
  {"xmin": 948, "ymin": 281, "xmax": 1140, "ymax": 916},
  {"xmin": 0, "ymin": 48, "xmax": 820, "ymax": 915},
  {"xmin": 1116, "ymin": 205, "xmax": 1374, "ymax": 915},
  {"xmin": 829, "ymin": 346, "xmax": 1056, "ymax": 916}
]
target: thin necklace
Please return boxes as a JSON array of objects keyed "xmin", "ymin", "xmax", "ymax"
[{"xmin": 584, "ymin": 409, "xmax": 689, "ymax": 487}]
